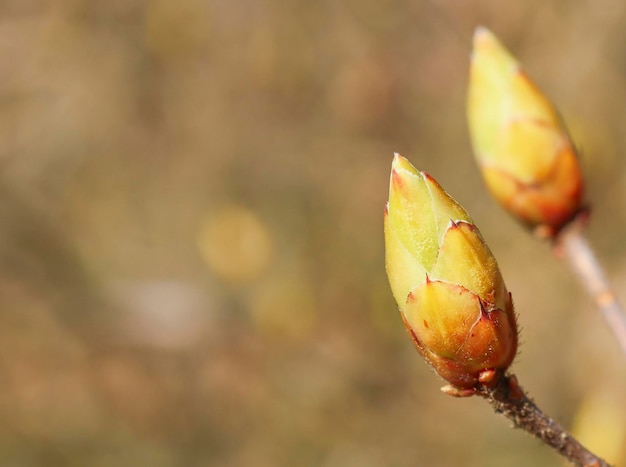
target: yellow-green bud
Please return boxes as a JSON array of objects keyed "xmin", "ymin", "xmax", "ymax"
[
  {"xmin": 467, "ymin": 27, "xmax": 583, "ymax": 236},
  {"xmin": 385, "ymin": 154, "xmax": 517, "ymax": 393}
]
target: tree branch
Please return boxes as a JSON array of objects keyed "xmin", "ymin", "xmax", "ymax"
[
  {"xmin": 476, "ymin": 374, "xmax": 611, "ymax": 467},
  {"xmin": 554, "ymin": 216, "xmax": 626, "ymax": 356}
]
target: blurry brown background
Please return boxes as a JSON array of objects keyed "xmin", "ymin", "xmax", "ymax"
[{"xmin": 0, "ymin": 0, "xmax": 625, "ymax": 466}]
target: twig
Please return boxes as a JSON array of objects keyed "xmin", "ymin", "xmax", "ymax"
[
  {"xmin": 554, "ymin": 216, "xmax": 626, "ymax": 356},
  {"xmin": 476, "ymin": 374, "xmax": 611, "ymax": 467}
]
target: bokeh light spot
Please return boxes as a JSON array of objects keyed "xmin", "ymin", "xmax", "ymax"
[{"xmin": 198, "ymin": 205, "xmax": 273, "ymax": 284}]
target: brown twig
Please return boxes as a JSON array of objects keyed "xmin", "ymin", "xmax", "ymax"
[
  {"xmin": 554, "ymin": 215, "xmax": 626, "ymax": 356},
  {"xmin": 476, "ymin": 374, "xmax": 611, "ymax": 467}
]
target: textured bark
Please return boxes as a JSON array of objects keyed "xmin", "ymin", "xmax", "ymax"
[{"xmin": 476, "ymin": 374, "xmax": 611, "ymax": 467}]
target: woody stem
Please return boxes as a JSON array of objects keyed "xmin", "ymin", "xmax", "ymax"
[
  {"xmin": 554, "ymin": 217, "xmax": 626, "ymax": 356},
  {"xmin": 476, "ymin": 374, "xmax": 611, "ymax": 467}
]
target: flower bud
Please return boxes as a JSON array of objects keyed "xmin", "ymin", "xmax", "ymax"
[
  {"xmin": 385, "ymin": 154, "xmax": 517, "ymax": 393},
  {"xmin": 467, "ymin": 27, "xmax": 583, "ymax": 236}
]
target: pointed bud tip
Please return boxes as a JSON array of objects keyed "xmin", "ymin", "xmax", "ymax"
[
  {"xmin": 390, "ymin": 154, "xmax": 422, "ymax": 190},
  {"xmin": 392, "ymin": 153, "xmax": 408, "ymax": 170},
  {"xmin": 391, "ymin": 153, "xmax": 416, "ymax": 172},
  {"xmin": 473, "ymin": 26, "xmax": 501, "ymax": 52},
  {"xmin": 471, "ymin": 26, "xmax": 514, "ymax": 67},
  {"xmin": 473, "ymin": 26, "xmax": 492, "ymax": 43}
]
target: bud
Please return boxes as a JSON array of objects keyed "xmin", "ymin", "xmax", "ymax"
[
  {"xmin": 467, "ymin": 26, "xmax": 583, "ymax": 236},
  {"xmin": 385, "ymin": 154, "xmax": 517, "ymax": 394}
]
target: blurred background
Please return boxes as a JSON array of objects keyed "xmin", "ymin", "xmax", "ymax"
[{"xmin": 0, "ymin": 0, "xmax": 625, "ymax": 465}]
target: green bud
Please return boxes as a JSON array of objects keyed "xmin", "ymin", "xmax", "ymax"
[
  {"xmin": 385, "ymin": 154, "xmax": 518, "ymax": 393},
  {"xmin": 467, "ymin": 27, "xmax": 584, "ymax": 236}
]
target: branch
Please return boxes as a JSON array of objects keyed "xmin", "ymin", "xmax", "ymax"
[
  {"xmin": 554, "ymin": 216, "xmax": 626, "ymax": 356},
  {"xmin": 476, "ymin": 374, "xmax": 611, "ymax": 467}
]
